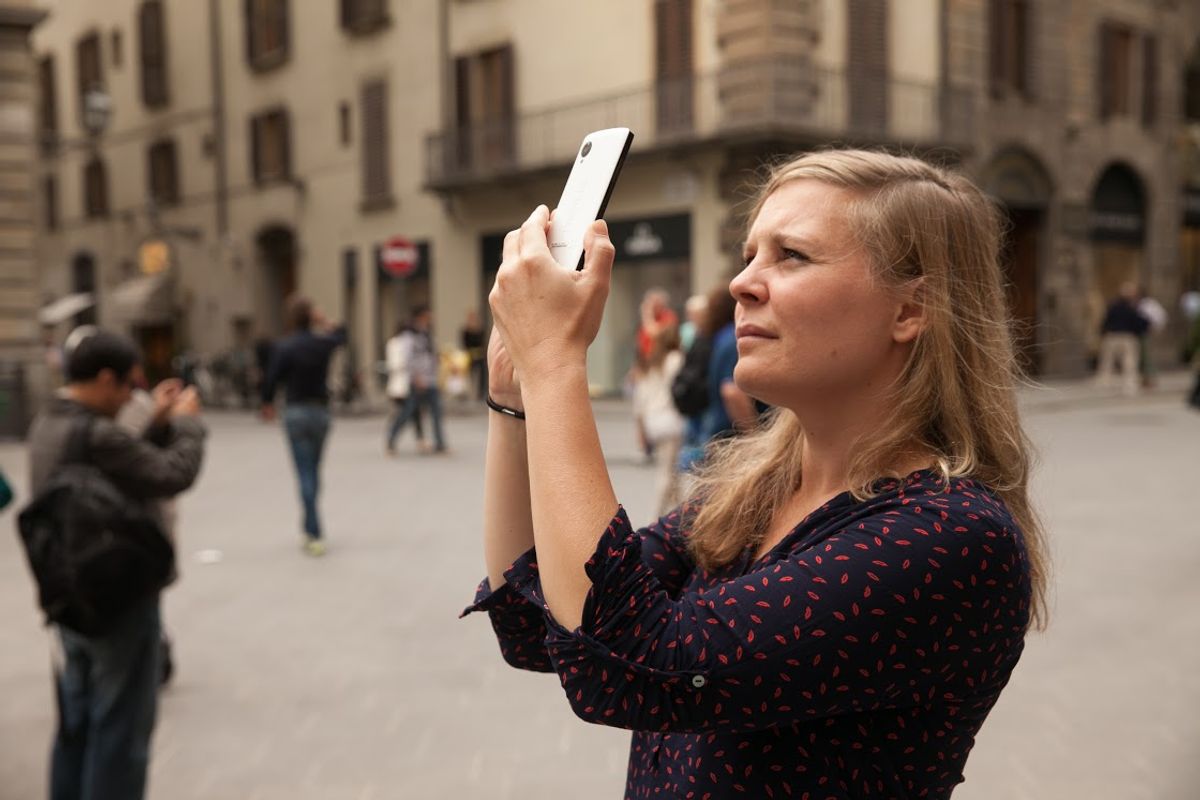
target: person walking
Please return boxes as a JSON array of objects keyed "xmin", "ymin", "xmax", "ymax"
[
  {"xmin": 631, "ymin": 323, "xmax": 686, "ymax": 515},
  {"xmin": 383, "ymin": 306, "xmax": 446, "ymax": 454},
  {"xmin": 384, "ymin": 320, "xmax": 427, "ymax": 454},
  {"xmin": 1095, "ymin": 282, "xmax": 1150, "ymax": 395},
  {"xmin": 460, "ymin": 308, "xmax": 487, "ymax": 401},
  {"xmin": 24, "ymin": 330, "xmax": 205, "ymax": 800},
  {"xmin": 260, "ymin": 295, "xmax": 347, "ymax": 556},
  {"xmin": 467, "ymin": 150, "xmax": 1048, "ymax": 798}
]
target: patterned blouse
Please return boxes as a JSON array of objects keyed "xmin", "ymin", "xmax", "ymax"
[{"xmin": 464, "ymin": 471, "xmax": 1033, "ymax": 798}]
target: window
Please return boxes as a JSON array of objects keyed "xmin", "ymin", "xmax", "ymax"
[
  {"xmin": 360, "ymin": 79, "xmax": 392, "ymax": 209},
  {"xmin": 147, "ymin": 139, "xmax": 179, "ymax": 206},
  {"xmin": 38, "ymin": 56, "xmax": 57, "ymax": 152},
  {"xmin": 989, "ymin": 0, "xmax": 1032, "ymax": 98},
  {"xmin": 847, "ymin": 0, "xmax": 888, "ymax": 134},
  {"xmin": 43, "ymin": 175, "xmax": 58, "ymax": 231},
  {"xmin": 1142, "ymin": 35, "xmax": 1157, "ymax": 127},
  {"xmin": 341, "ymin": 0, "xmax": 388, "ymax": 35},
  {"xmin": 245, "ymin": 0, "xmax": 289, "ymax": 70},
  {"xmin": 83, "ymin": 158, "xmax": 109, "ymax": 218},
  {"xmin": 250, "ymin": 108, "xmax": 291, "ymax": 184},
  {"xmin": 139, "ymin": 0, "xmax": 170, "ymax": 108},
  {"xmin": 76, "ymin": 32, "xmax": 103, "ymax": 119},
  {"xmin": 655, "ymin": 0, "xmax": 694, "ymax": 134},
  {"xmin": 1187, "ymin": 41, "xmax": 1200, "ymax": 122},
  {"xmin": 339, "ymin": 100, "xmax": 351, "ymax": 145},
  {"xmin": 111, "ymin": 30, "xmax": 123, "ymax": 68},
  {"xmin": 1099, "ymin": 22, "xmax": 1135, "ymax": 119},
  {"xmin": 452, "ymin": 44, "xmax": 515, "ymax": 170}
]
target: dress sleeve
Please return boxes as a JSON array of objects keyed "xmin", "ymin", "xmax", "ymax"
[
  {"xmin": 462, "ymin": 507, "xmax": 698, "ymax": 673},
  {"xmin": 517, "ymin": 501, "xmax": 1030, "ymax": 734}
]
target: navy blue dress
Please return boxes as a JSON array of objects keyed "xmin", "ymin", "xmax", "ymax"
[{"xmin": 465, "ymin": 471, "xmax": 1033, "ymax": 798}]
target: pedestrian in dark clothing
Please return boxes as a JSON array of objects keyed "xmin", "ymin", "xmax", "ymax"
[
  {"xmin": 260, "ymin": 295, "xmax": 347, "ymax": 556},
  {"xmin": 461, "ymin": 309, "xmax": 487, "ymax": 401},
  {"xmin": 26, "ymin": 329, "xmax": 205, "ymax": 800},
  {"xmin": 1095, "ymin": 282, "xmax": 1150, "ymax": 395}
]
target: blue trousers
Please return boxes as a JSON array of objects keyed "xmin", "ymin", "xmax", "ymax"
[
  {"xmin": 283, "ymin": 404, "xmax": 331, "ymax": 539},
  {"xmin": 387, "ymin": 387, "xmax": 445, "ymax": 452},
  {"xmin": 51, "ymin": 598, "xmax": 161, "ymax": 800}
]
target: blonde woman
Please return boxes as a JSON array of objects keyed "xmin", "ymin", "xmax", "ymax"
[{"xmin": 467, "ymin": 150, "xmax": 1048, "ymax": 798}]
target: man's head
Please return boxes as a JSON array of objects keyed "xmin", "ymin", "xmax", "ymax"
[
  {"xmin": 286, "ymin": 294, "xmax": 314, "ymax": 331},
  {"xmin": 412, "ymin": 305, "xmax": 432, "ymax": 330},
  {"xmin": 64, "ymin": 330, "xmax": 143, "ymax": 418}
]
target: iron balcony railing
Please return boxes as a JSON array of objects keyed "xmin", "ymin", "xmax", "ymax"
[{"xmin": 425, "ymin": 59, "xmax": 975, "ymax": 189}]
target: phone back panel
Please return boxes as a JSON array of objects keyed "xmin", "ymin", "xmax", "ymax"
[{"xmin": 549, "ymin": 127, "xmax": 634, "ymax": 269}]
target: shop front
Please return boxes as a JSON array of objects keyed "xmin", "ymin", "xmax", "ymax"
[{"xmin": 1089, "ymin": 164, "xmax": 1147, "ymax": 354}]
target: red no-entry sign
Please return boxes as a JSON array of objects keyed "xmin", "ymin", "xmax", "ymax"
[{"xmin": 381, "ymin": 236, "xmax": 419, "ymax": 277}]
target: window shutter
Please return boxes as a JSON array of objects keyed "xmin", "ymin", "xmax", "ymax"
[
  {"xmin": 44, "ymin": 175, "xmax": 57, "ymax": 230},
  {"xmin": 988, "ymin": 0, "xmax": 1006, "ymax": 95},
  {"xmin": 250, "ymin": 115, "xmax": 262, "ymax": 183},
  {"xmin": 139, "ymin": 1, "xmax": 169, "ymax": 108},
  {"xmin": 497, "ymin": 45, "xmax": 516, "ymax": 164},
  {"xmin": 453, "ymin": 55, "xmax": 471, "ymax": 170},
  {"xmin": 1141, "ymin": 34, "xmax": 1157, "ymax": 127},
  {"xmin": 361, "ymin": 79, "xmax": 391, "ymax": 206},
  {"xmin": 1017, "ymin": 0, "xmax": 1033, "ymax": 99},
  {"xmin": 38, "ymin": 56, "xmax": 57, "ymax": 147},
  {"xmin": 847, "ymin": 0, "xmax": 888, "ymax": 134},
  {"xmin": 277, "ymin": 0, "xmax": 290, "ymax": 60},
  {"xmin": 340, "ymin": 0, "xmax": 353, "ymax": 29},
  {"xmin": 244, "ymin": 0, "xmax": 256, "ymax": 64},
  {"xmin": 280, "ymin": 110, "xmax": 291, "ymax": 179},
  {"xmin": 1098, "ymin": 24, "xmax": 1111, "ymax": 120}
]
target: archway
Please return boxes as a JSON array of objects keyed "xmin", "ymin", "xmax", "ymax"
[
  {"xmin": 980, "ymin": 148, "xmax": 1053, "ymax": 373},
  {"xmin": 1089, "ymin": 162, "xmax": 1147, "ymax": 354},
  {"xmin": 255, "ymin": 225, "xmax": 297, "ymax": 335}
]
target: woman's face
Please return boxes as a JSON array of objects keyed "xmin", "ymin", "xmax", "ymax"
[{"xmin": 730, "ymin": 179, "xmax": 920, "ymax": 412}]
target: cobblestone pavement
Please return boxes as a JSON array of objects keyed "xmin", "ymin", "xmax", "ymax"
[{"xmin": 1, "ymin": 377, "xmax": 1197, "ymax": 799}]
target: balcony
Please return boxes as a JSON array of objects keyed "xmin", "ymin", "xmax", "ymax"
[{"xmin": 424, "ymin": 58, "xmax": 975, "ymax": 190}]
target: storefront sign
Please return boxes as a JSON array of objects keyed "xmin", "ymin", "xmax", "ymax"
[
  {"xmin": 1089, "ymin": 211, "xmax": 1144, "ymax": 242},
  {"xmin": 608, "ymin": 214, "xmax": 690, "ymax": 263}
]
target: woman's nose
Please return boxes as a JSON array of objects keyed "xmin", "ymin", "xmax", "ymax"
[{"xmin": 729, "ymin": 263, "xmax": 764, "ymax": 305}]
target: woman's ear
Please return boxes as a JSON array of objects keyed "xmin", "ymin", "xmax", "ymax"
[{"xmin": 892, "ymin": 279, "xmax": 928, "ymax": 344}]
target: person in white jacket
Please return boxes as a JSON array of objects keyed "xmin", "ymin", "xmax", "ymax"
[
  {"xmin": 632, "ymin": 323, "xmax": 686, "ymax": 515},
  {"xmin": 383, "ymin": 321, "xmax": 427, "ymax": 454}
]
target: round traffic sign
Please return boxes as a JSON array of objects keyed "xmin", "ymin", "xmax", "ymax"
[{"xmin": 381, "ymin": 236, "xmax": 419, "ymax": 277}]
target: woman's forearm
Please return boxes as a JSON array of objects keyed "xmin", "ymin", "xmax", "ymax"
[
  {"xmin": 522, "ymin": 363, "xmax": 619, "ymax": 631},
  {"xmin": 483, "ymin": 413, "xmax": 534, "ymax": 591}
]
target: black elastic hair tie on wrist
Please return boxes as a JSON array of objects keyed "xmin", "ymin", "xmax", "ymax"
[{"xmin": 486, "ymin": 395, "xmax": 526, "ymax": 420}]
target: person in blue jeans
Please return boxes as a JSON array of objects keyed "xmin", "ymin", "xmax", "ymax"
[
  {"xmin": 26, "ymin": 330, "xmax": 206, "ymax": 800},
  {"xmin": 261, "ymin": 296, "xmax": 347, "ymax": 556},
  {"xmin": 385, "ymin": 305, "xmax": 447, "ymax": 454}
]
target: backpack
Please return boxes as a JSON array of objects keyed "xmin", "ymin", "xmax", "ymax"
[
  {"xmin": 16, "ymin": 417, "xmax": 174, "ymax": 636},
  {"xmin": 670, "ymin": 334, "xmax": 713, "ymax": 417}
]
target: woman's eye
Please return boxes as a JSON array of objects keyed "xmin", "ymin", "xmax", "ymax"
[{"xmin": 781, "ymin": 248, "xmax": 809, "ymax": 262}]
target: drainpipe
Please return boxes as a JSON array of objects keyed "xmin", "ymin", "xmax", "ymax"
[{"xmin": 209, "ymin": 0, "xmax": 228, "ymax": 238}]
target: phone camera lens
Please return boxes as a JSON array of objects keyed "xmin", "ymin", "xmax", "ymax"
[{"xmin": 581, "ymin": 141, "xmax": 592, "ymax": 158}]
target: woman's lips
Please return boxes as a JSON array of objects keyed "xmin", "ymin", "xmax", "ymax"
[{"xmin": 735, "ymin": 324, "xmax": 776, "ymax": 340}]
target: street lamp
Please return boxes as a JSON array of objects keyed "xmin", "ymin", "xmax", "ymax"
[{"xmin": 82, "ymin": 88, "xmax": 112, "ymax": 137}]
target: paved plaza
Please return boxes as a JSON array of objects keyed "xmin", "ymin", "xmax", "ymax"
[{"xmin": 1, "ymin": 378, "xmax": 1198, "ymax": 799}]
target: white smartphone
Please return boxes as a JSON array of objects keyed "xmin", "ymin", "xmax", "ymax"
[{"xmin": 548, "ymin": 127, "xmax": 634, "ymax": 270}]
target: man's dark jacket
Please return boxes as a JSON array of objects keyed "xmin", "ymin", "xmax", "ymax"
[{"xmin": 28, "ymin": 395, "xmax": 206, "ymax": 532}]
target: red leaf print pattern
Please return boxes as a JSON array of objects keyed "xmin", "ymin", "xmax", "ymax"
[{"xmin": 465, "ymin": 471, "xmax": 1032, "ymax": 799}]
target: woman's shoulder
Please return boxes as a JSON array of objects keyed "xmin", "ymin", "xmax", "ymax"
[{"xmin": 848, "ymin": 470, "xmax": 1024, "ymax": 548}]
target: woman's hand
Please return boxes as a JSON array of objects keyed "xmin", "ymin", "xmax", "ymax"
[
  {"xmin": 488, "ymin": 205, "xmax": 615, "ymax": 384},
  {"xmin": 486, "ymin": 324, "xmax": 522, "ymax": 411}
]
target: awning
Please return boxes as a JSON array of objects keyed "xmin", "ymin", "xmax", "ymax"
[
  {"xmin": 38, "ymin": 292, "xmax": 94, "ymax": 325},
  {"xmin": 109, "ymin": 274, "xmax": 173, "ymax": 324}
]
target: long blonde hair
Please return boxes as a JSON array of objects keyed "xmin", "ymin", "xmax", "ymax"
[{"xmin": 686, "ymin": 149, "xmax": 1049, "ymax": 630}]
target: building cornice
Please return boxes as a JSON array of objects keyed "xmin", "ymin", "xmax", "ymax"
[{"xmin": 0, "ymin": 6, "xmax": 47, "ymax": 30}]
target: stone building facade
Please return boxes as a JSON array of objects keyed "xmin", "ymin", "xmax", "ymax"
[
  {"xmin": 26, "ymin": 0, "xmax": 1200, "ymax": 407},
  {"xmin": 0, "ymin": 1, "xmax": 43, "ymax": 436}
]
